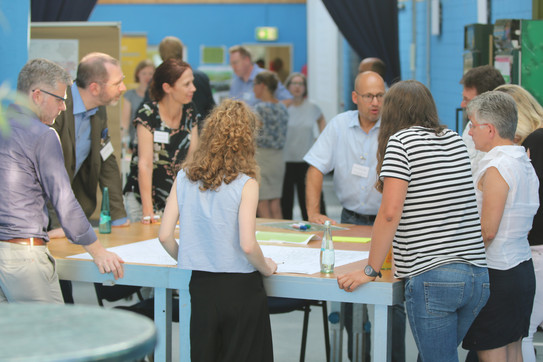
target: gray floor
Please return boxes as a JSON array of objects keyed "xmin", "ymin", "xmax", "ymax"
[{"xmin": 71, "ymin": 174, "xmax": 543, "ymax": 361}]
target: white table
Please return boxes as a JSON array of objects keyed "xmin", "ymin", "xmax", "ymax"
[{"xmin": 50, "ymin": 222, "xmax": 403, "ymax": 362}]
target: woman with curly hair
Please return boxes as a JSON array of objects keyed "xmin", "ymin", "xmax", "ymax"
[{"xmin": 159, "ymin": 99, "xmax": 277, "ymax": 362}]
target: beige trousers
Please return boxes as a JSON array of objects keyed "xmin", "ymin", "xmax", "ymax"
[{"xmin": 0, "ymin": 242, "xmax": 63, "ymax": 304}]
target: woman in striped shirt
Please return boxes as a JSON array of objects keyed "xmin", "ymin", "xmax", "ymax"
[{"xmin": 338, "ymin": 80, "xmax": 489, "ymax": 361}]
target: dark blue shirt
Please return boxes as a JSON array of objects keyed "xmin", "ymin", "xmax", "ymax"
[{"xmin": 0, "ymin": 104, "xmax": 96, "ymax": 245}]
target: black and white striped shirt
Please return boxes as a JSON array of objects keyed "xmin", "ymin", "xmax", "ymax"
[{"xmin": 380, "ymin": 127, "xmax": 487, "ymax": 278}]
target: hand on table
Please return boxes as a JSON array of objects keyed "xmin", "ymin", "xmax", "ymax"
[
  {"xmin": 112, "ymin": 219, "xmax": 130, "ymax": 228},
  {"xmin": 264, "ymin": 257, "xmax": 278, "ymax": 277},
  {"xmin": 141, "ymin": 214, "xmax": 160, "ymax": 224},
  {"xmin": 307, "ymin": 213, "xmax": 336, "ymax": 225},
  {"xmin": 93, "ymin": 250, "xmax": 125, "ymax": 279},
  {"xmin": 337, "ymin": 267, "xmax": 375, "ymax": 292}
]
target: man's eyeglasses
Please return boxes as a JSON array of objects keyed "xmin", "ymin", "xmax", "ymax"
[
  {"xmin": 468, "ymin": 122, "xmax": 489, "ymax": 130},
  {"xmin": 355, "ymin": 91, "xmax": 385, "ymax": 103},
  {"xmin": 33, "ymin": 89, "xmax": 67, "ymax": 102}
]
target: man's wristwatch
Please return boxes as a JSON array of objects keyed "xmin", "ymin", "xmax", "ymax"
[{"xmin": 364, "ymin": 264, "xmax": 382, "ymax": 278}]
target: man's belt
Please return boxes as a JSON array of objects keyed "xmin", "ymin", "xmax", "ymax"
[{"xmin": 0, "ymin": 238, "xmax": 46, "ymax": 246}]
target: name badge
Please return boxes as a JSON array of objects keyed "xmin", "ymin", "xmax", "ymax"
[
  {"xmin": 100, "ymin": 141, "xmax": 114, "ymax": 161},
  {"xmin": 351, "ymin": 164, "xmax": 370, "ymax": 178},
  {"xmin": 154, "ymin": 130, "xmax": 170, "ymax": 144}
]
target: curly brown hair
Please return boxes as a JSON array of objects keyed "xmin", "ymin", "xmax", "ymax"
[{"xmin": 183, "ymin": 99, "xmax": 260, "ymax": 191}]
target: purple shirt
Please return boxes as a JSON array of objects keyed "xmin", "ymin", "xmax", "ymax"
[{"xmin": 0, "ymin": 104, "xmax": 96, "ymax": 245}]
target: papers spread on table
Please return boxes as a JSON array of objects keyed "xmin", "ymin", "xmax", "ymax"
[
  {"xmin": 68, "ymin": 238, "xmax": 177, "ymax": 266},
  {"xmin": 256, "ymin": 231, "xmax": 314, "ymax": 245},
  {"xmin": 260, "ymin": 245, "xmax": 369, "ymax": 274},
  {"xmin": 67, "ymin": 239, "xmax": 369, "ymax": 274}
]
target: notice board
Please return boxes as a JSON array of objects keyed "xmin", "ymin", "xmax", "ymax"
[{"xmin": 31, "ymin": 22, "xmax": 122, "ymax": 222}]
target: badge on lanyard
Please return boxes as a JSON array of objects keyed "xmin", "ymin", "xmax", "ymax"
[
  {"xmin": 154, "ymin": 130, "xmax": 170, "ymax": 144},
  {"xmin": 351, "ymin": 163, "xmax": 370, "ymax": 178},
  {"xmin": 100, "ymin": 128, "xmax": 114, "ymax": 161}
]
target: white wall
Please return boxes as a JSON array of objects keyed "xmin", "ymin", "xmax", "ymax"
[{"xmin": 306, "ymin": 0, "xmax": 342, "ymax": 122}]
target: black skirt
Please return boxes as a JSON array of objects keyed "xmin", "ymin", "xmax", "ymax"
[
  {"xmin": 189, "ymin": 270, "xmax": 274, "ymax": 362},
  {"xmin": 463, "ymin": 259, "xmax": 535, "ymax": 350}
]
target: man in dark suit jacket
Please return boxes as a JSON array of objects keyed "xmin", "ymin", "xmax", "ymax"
[
  {"xmin": 48, "ymin": 52, "xmax": 128, "ymax": 234},
  {"xmin": 48, "ymin": 52, "xmax": 130, "ymax": 303}
]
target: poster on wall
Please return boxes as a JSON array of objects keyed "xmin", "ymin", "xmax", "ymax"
[{"xmin": 29, "ymin": 39, "xmax": 79, "ymax": 80}]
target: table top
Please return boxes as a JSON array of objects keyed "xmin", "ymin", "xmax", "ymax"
[
  {"xmin": 0, "ymin": 303, "xmax": 157, "ymax": 361},
  {"xmin": 47, "ymin": 218, "xmax": 397, "ymax": 283}
]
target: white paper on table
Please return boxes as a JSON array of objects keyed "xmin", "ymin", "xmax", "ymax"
[
  {"xmin": 260, "ymin": 245, "xmax": 369, "ymax": 274},
  {"xmin": 67, "ymin": 238, "xmax": 177, "ymax": 266}
]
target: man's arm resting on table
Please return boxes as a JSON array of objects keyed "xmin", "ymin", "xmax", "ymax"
[
  {"xmin": 305, "ymin": 165, "xmax": 335, "ymax": 224},
  {"xmin": 83, "ymin": 240, "xmax": 125, "ymax": 280}
]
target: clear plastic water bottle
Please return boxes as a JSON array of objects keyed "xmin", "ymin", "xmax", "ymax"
[
  {"xmin": 320, "ymin": 220, "xmax": 335, "ymax": 273},
  {"xmin": 99, "ymin": 187, "xmax": 111, "ymax": 234}
]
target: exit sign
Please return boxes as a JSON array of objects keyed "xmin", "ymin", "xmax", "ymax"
[{"xmin": 255, "ymin": 27, "xmax": 278, "ymax": 41}]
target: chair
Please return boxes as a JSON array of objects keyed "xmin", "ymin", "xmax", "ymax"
[
  {"xmin": 93, "ymin": 283, "xmax": 144, "ymax": 307},
  {"xmin": 268, "ymin": 297, "xmax": 331, "ymax": 362}
]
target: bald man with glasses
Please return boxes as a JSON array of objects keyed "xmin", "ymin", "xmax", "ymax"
[{"xmin": 304, "ymin": 71, "xmax": 406, "ymax": 362}]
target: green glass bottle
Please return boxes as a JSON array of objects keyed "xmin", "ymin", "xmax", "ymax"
[{"xmin": 99, "ymin": 187, "xmax": 111, "ymax": 234}]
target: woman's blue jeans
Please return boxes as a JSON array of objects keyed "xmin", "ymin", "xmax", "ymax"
[{"xmin": 404, "ymin": 263, "xmax": 489, "ymax": 362}]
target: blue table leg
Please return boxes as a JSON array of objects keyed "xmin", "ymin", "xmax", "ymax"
[
  {"xmin": 372, "ymin": 305, "xmax": 392, "ymax": 362},
  {"xmin": 154, "ymin": 287, "xmax": 172, "ymax": 362},
  {"xmin": 329, "ymin": 301, "xmax": 343, "ymax": 361}
]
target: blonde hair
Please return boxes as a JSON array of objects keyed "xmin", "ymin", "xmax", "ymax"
[
  {"xmin": 183, "ymin": 99, "xmax": 259, "ymax": 191},
  {"xmin": 495, "ymin": 84, "xmax": 543, "ymax": 144}
]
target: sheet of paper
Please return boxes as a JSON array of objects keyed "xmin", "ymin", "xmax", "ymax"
[
  {"xmin": 260, "ymin": 245, "xmax": 369, "ymax": 274},
  {"xmin": 256, "ymin": 231, "xmax": 314, "ymax": 245},
  {"xmin": 67, "ymin": 239, "xmax": 369, "ymax": 274},
  {"xmin": 67, "ymin": 238, "xmax": 177, "ymax": 266}
]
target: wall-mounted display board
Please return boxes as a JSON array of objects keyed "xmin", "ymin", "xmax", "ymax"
[{"xmin": 31, "ymin": 22, "xmax": 122, "ymax": 221}]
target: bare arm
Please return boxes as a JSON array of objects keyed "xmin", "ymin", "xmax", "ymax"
[
  {"xmin": 185, "ymin": 125, "xmax": 199, "ymax": 163},
  {"xmin": 83, "ymin": 240, "xmax": 125, "ymax": 279},
  {"xmin": 136, "ymin": 124, "xmax": 156, "ymax": 223},
  {"xmin": 337, "ymin": 177, "xmax": 407, "ymax": 292},
  {"xmin": 305, "ymin": 166, "xmax": 334, "ymax": 224},
  {"xmin": 316, "ymin": 115, "xmax": 326, "ymax": 133},
  {"xmin": 479, "ymin": 167, "xmax": 509, "ymax": 246},
  {"xmin": 239, "ymin": 179, "xmax": 277, "ymax": 276},
  {"xmin": 158, "ymin": 181, "xmax": 179, "ymax": 260}
]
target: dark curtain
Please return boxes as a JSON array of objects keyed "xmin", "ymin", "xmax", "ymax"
[
  {"xmin": 31, "ymin": 0, "xmax": 98, "ymax": 22},
  {"xmin": 322, "ymin": 0, "xmax": 401, "ymax": 85}
]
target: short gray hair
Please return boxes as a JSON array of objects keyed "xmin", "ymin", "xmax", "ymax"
[
  {"xmin": 17, "ymin": 58, "xmax": 72, "ymax": 94},
  {"xmin": 466, "ymin": 91, "xmax": 517, "ymax": 141}
]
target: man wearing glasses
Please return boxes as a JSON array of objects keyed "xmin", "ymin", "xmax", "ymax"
[
  {"xmin": 0, "ymin": 58, "xmax": 124, "ymax": 303},
  {"xmin": 304, "ymin": 71, "xmax": 406, "ymax": 362},
  {"xmin": 47, "ymin": 52, "xmax": 129, "ymax": 302}
]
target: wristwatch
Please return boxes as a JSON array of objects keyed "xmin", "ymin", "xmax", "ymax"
[{"xmin": 364, "ymin": 264, "xmax": 382, "ymax": 278}]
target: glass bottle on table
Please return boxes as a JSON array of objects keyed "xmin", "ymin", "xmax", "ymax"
[
  {"xmin": 320, "ymin": 220, "xmax": 335, "ymax": 273},
  {"xmin": 99, "ymin": 187, "xmax": 111, "ymax": 234}
]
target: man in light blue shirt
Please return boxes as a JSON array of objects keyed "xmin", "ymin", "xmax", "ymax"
[
  {"xmin": 304, "ymin": 71, "xmax": 406, "ymax": 362},
  {"xmin": 228, "ymin": 45, "xmax": 292, "ymax": 107},
  {"xmin": 304, "ymin": 71, "xmax": 384, "ymax": 226}
]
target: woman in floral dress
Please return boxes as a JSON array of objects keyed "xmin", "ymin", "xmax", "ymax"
[{"xmin": 123, "ymin": 58, "xmax": 200, "ymax": 223}]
